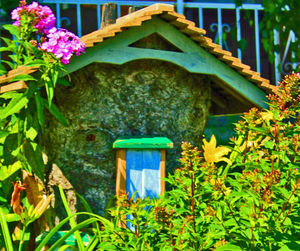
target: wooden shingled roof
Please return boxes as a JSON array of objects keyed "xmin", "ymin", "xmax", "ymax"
[
  {"xmin": 0, "ymin": 3, "xmax": 276, "ymax": 94},
  {"xmin": 80, "ymin": 3, "xmax": 274, "ymax": 92}
]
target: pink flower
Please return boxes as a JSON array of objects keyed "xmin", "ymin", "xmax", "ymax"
[
  {"xmin": 11, "ymin": 1, "xmax": 56, "ymax": 34},
  {"xmin": 40, "ymin": 27, "xmax": 85, "ymax": 64}
]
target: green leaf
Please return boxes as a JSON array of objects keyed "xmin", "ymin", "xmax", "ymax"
[
  {"xmin": 0, "ymin": 63, "xmax": 7, "ymax": 75},
  {"xmin": 41, "ymin": 98, "xmax": 68, "ymax": 126},
  {"xmin": 48, "ymin": 218, "xmax": 98, "ymax": 251},
  {"xmin": 3, "ymin": 133, "xmax": 19, "ymax": 164},
  {"xmin": 59, "ymin": 186, "xmax": 85, "ymax": 251},
  {"xmin": 35, "ymin": 93, "xmax": 45, "ymax": 128},
  {"xmin": 45, "ymin": 82, "xmax": 54, "ymax": 106},
  {"xmin": 238, "ymin": 38, "xmax": 248, "ymax": 52},
  {"xmin": 1, "ymin": 60, "xmax": 15, "ymax": 69},
  {"xmin": 0, "ymin": 196, "xmax": 7, "ymax": 203},
  {"xmin": 214, "ymin": 243, "xmax": 242, "ymax": 250},
  {"xmin": 23, "ymin": 141, "xmax": 45, "ymax": 181},
  {"xmin": 25, "ymin": 127, "xmax": 38, "ymax": 141},
  {"xmin": 2, "ymin": 24, "xmax": 20, "ymax": 39},
  {"xmin": 278, "ymin": 245, "xmax": 292, "ymax": 251},
  {"xmin": 9, "ymin": 74, "xmax": 37, "ymax": 83},
  {"xmin": 35, "ymin": 212, "xmax": 112, "ymax": 251},
  {"xmin": 25, "ymin": 59, "xmax": 46, "ymax": 67},
  {"xmin": 264, "ymin": 140, "xmax": 274, "ymax": 149},
  {"xmin": 57, "ymin": 245, "xmax": 78, "ymax": 251},
  {"xmin": 0, "ymin": 161, "xmax": 22, "ymax": 181},
  {"xmin": 8, "ymin": 54, "xmax": 18, "ymax": 63},
  {"xmin": 0, "ymin": 47, "xmax": 10, "ymax": 52},
  {"xmin": 0, "ymin": 91, "xmax": 18, "ymax": 100},
  {"xmin": 249, "ymin": 126, "xmax": 267, "ymax": 134},
  {"xmin": 51, "ymin": 68, "xmax": 59, "ymax": 88},
  {"xmin": 0, "ymin": 130, "xmax": 10, "ymax": 139},
  {"xmin": 0, "ymin": 207, "xmax": 14, "ymax": 251},
  {"xmin": 57, "ymin": 78, "xmax": 71, "ymax": 86},
  {"xmin": 0, "ymin": 94, "xmax": 28, "ymax": 120},
  {"xmin": 5, "ymin": 213, "xmax": 21, "ymax": 222}
]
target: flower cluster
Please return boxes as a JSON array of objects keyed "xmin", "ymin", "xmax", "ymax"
[
  {"xmin": 11, "ymin": 1, "xmax": 85, "ymax": 64},
  {"xmin": 11, "ymin": 1, "xmax": 56, "ymax": 35},
  {"xmin": 40, "ymin": 27, "xmax": 85, "ymax": 64}
]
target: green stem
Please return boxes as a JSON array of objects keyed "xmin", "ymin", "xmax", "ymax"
[
  {"xmin": 275, "ymin": 187, "xmax": 296, "ymax": 221},
  {"xmin": 18, "ymin": 224, "xmax": 26, "ymax": 251}
]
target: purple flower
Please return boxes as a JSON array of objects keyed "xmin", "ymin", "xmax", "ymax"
[
  {"xmin": 40, "ymin": 27, "xmax": 85, "ymax": 64},
  {"xmin": 11, "ymin": 1, "xmax": 56, "ymax": 34}
]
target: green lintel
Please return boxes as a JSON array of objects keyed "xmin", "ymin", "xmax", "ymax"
[
  {"xmin": 65, "ymin": 17, "xmax": 268, "ymax": 108},
  {"xmin": 113, "ymin": 137, "xmax": 174, "ymax": 149}
]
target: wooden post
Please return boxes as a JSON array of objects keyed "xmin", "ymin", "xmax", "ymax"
[
  {"xmin": 160, "ymin": 150, "xmax": 166, "ymax": 194},
  {"xmin": 101, "ymin": 3, "xmax": 117, "ymax": 29},
  {"xmin": 128, "ymin": 6, "xmax": 142, "ymax": 14},
  {"xmin": 115, "ymin": 149, "xmax": 126, "ymax": 196}
]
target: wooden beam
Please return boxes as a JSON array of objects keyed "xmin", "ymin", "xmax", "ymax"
[
  {"xmin": 73, "ymin": 45, "xmax": 266, "ymax": 108},
  {"xmin": 160, "ymin": 150, "xmax": 166, "ymax": 194},
  {"xmin": 0, "ymin": 81, "xmax": 27, "ymax": 94},
  {"xmin": 116, "ymin": 149, "xmax": 126, "ymax": 197},
  {"xmin": 65, "ymin": 17, "xmax": 268, "ymax": 108}
]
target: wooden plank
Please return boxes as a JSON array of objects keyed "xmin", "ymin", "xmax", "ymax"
[
  {"xmin": 116, "ymin": 4, "xmax": 173, "ymax": 23},
  {"xmin": 160, "ymin": 150, "xmax": 166, "ymax": 194},
  {"xmin": 0, "ymin": 66, "xmax": 38, "ymax": 85},
  {"xmin": 116, "ymin": 149, "xmax": 126, "ymax": 197},
  {"xmin": 170, "ymin": 18, "xmax": 195, "ymax": 29},
  {"xmin": 0, "ymin": 81, "xmax": 27, "ymax": 94},
  {"xmin": 181, "ymin": 25, "xmax": 206, "ymax": 36},
  {"xmin": 160, "ymin": 11, "xmax": 185, "ymax": 21},
  {"xmin": 211, "ymin": 47, "xmax": 232, "ymax": 57}
]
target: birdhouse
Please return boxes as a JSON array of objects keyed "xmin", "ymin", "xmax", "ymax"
[
  {"xmin": 0, "ymin": 3, "xmax": 275, "ymax": 215},
  {"xmin": 113, "ymin": 137, "xmax": 173, "ymax": 199}
]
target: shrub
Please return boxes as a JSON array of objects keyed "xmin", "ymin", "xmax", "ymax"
[{"xmin": 98, "ymin": 73, "xmax": 300, "ymax": 250}]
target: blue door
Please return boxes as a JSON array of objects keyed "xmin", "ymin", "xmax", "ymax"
[{"xmin": 126, "ymin": 149, "xmax": 161, "ymax": 199}]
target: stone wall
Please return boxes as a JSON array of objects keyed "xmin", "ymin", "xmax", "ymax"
[{"xmin": 43, "ymin": 60, "xmax": 211, "ymax": 215}]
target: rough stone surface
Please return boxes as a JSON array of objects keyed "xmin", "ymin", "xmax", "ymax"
[{"xmin": 43, "ymin": 60, "xmax": 211, "ymax": 215}]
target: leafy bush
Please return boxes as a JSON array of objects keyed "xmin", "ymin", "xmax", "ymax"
[
  {"xmin": 97, "ymin": 73, "xmax": 299, "ymax": 250},
  {"xmin": 0, "ymin": 1, "xmax": 85, "ymax": 249}
]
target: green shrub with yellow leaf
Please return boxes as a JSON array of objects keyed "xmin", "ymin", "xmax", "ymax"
[{"xmin": 96, "ymin": 73, "xmax": 299, "ymax": 250}]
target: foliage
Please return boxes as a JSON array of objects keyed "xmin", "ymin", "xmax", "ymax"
[
  {"xmin": 236, "ymin": 0, "xmax": 299, "ymax": 66},
  {"xmin": 95, "ymin": 73, "xmax": 300, "ymax": 250},
  {"xmin": 0, "ymin": 0, "xmax": 33, "ymax": 20},
  {"xmin": 0, "ymin": 1, "xmax": 84, "ymax": 249}
]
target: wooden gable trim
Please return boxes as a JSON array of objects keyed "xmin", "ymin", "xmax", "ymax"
[
  {"xmin": 79, "ymin": 3, "xmax": 271, "ymax": 90},
  {"xmin": 65, "ymin": 17, "xmax": 268, "ymax": 108}
]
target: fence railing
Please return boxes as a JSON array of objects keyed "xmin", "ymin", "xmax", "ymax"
[{"xmin": 17, "ymin": 1, "xmax": 298, "ymax": 84}]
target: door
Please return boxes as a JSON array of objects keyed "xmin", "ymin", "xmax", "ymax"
[{"xmin": 126, "ymin": 149, "xmax": 161, "ymax": 199}]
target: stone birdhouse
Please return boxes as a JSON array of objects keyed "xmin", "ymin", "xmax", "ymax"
[{"xmin": 0, "ymin": 4, "xmax": 275, "ymax": 214}]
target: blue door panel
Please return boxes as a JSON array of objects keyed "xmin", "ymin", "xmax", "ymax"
[
  {"xmin": 126, "ymin": 150, "xmax": 161, "ymax": 199},
  {"xmin": 143, "ymin": 150, "xmax": 160, "ymax": 199}
]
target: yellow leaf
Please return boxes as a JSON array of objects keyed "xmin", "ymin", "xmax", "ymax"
[
  {"xmin": 260, "ymin": 111, "xmax": 273, "ymax": 122},
  {"xmin": 33, "ymin": 194, "xmax": 52, "ymax": 217},
  {"xmin": 22, "ymin": 170, "xmax": 44, "ymax": 207},
  {"xmin": 202, "ymin": 135, "xmax": 231, "ymax": 164}
]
